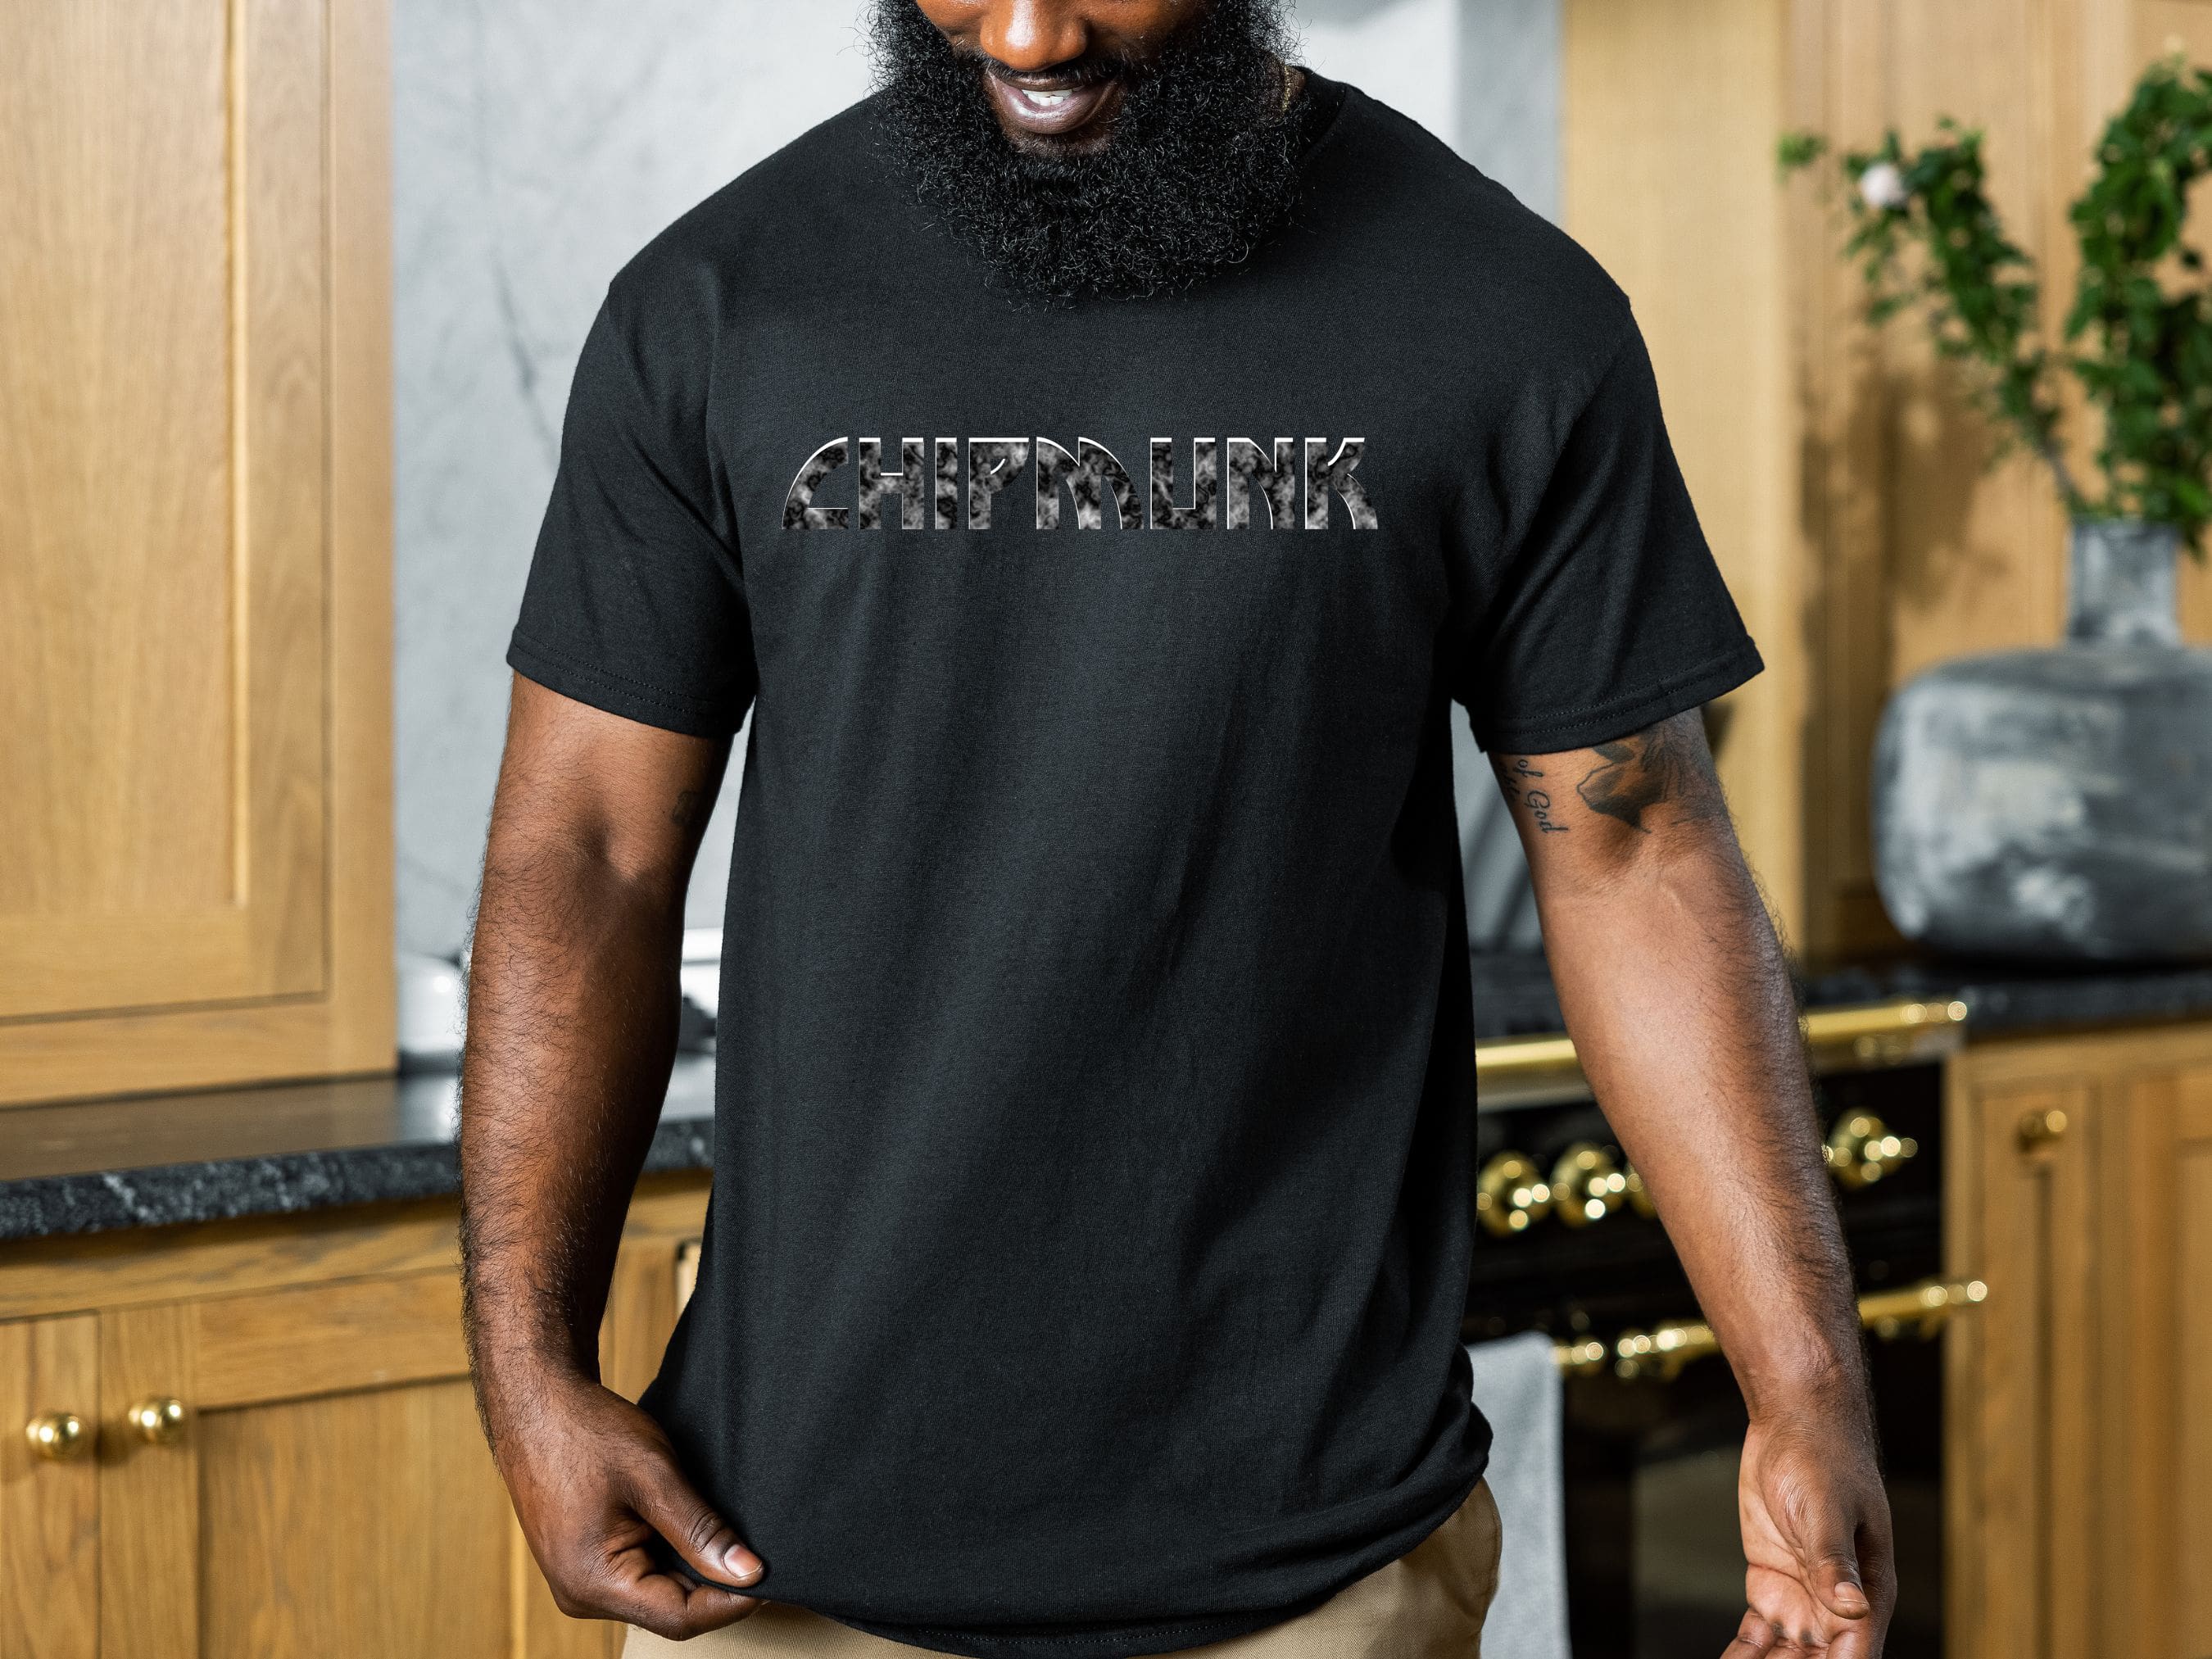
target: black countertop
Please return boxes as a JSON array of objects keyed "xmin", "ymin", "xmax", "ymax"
[
  {"xmin": 0, "ymin": 1056, "xmax": 717, "ymax": 1246},
  {"xmin": 1466, "ymin": 952, "xmax": 2212, "ymax": 1040},
  {"xmin": 5, "ymin": 956, "xmax": 2210, "ymax": 1246}
]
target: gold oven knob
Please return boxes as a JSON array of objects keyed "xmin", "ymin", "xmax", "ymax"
[
  {"xmin": 1476, "ymin": 1151, "xmax": 1551, "ymax": 1236},
  {"xmin": 25, "ymin": 1412, "xmax": 89, "ymax": 1462},
  {"xmin": 1824, "ymin": 1112, "xmax": 1919, "ymax": 1190},
  {"xmin": 1551, "ymin": 1142, "xmax": 1628, "ymax": 1227},
  {"xmin": 127, "ymin": 1397, "xmax": 191, "ymax": 1446}
]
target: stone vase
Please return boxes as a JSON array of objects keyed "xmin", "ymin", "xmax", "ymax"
[{"xmin": 1872, "ymin": 519, "xmax": 2212, "ymax": 961}]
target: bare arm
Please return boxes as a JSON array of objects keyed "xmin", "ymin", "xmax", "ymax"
[
  {"xmin": 461, "ymin": 673, "xmax": 759, "ymax": 1637},
  {"xmin": 1494, "ymin": 713, "xmax": 1893, "ymax": 1659}
]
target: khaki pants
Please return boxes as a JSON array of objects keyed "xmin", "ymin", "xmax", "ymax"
[{"xmin": 625, "ymin": 1481, "xmax": 1501, "ymax": 1658}]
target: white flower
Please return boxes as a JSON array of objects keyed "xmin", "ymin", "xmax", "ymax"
[{"xmin": 1858, "ymin": 161, "xmax": 1911, "ymax": 211}]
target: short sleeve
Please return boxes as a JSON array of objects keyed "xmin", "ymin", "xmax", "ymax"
[
  {"xmin": 506, "ymin": 293, "xmax": 755, "ymax": 738},
  {"xmin": 1457, "ymin": 325, "xmax": 1762, "ymax": 754}
]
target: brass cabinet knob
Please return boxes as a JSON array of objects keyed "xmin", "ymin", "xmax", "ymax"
[
  {"xmin": 25, "ymin": 1411, "xmax": 89, "ymax": 1462},
  {"xmin": 126, "ymin": 1397, "xmax": 190, "ymax": 1446},
  {"xmin": 1824, "ymin": 1112, "xmax": 1920, "ymax": 1190},
  {"xmin": 2017, "ymin": 1108, "xmax": 2069, "ymax": 1150},
  {"xmin": 1476, "ymin": 1151, "xmax": 1551, "ymax": 1236},
  {"xmin": 1551, "ymin": 1142, "xmax": 1628, "ymax": 1227}
]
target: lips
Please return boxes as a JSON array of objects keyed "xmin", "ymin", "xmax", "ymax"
[{"xmin": 986, "ymin": 73, "xmax": 1122, "ymax": 138}]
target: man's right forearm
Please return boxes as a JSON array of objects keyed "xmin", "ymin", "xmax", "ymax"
[
  {"xmin": 456, "ymin": 681, "xmax": 759, "ymax": 1637},
  {"xmin": 460, "ymin": 816, "xmax": 685, "ymax": 1432},
  {"xmin": 458, "ymin": 681, "xmax": 718, "ymax": 1444}
]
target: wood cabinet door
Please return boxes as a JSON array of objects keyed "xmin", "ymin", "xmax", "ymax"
[
  {"xmin": 1949, "ymin": 1023, "xmax": 2212, "ymax": 1659},
  {"xmin": 85, "ymin": 1222, "xmax": 702, "ymax": 1659},
  {"xmin": 1946, "ymin": 1064, "xmax": 2101, "ymax": 1659},
  {"xmin": 0, "ymin": 0, "xmax": 391, "ymax": 1105},
  {"xmin": 0, "ymin": 1314, "xmax": 100, "ymax": 1659},
  {"xmin": 2099, "ymin": 1050, "xmax": 2212, "ymax": 1657},
  {"xmin": 97, "ymin": 1275, "xmax": 514, "ymax": 1659}
]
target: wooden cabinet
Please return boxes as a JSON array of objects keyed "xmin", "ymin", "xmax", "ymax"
[
  {"xmin": 0, "ymin": 0, "xmax": 392, "ymax": 1104},
  {"xmin": 1947, "ymin": 1022, "xmax": 2212, "ymax": 1659},
  {"xmin": 0, "ymin": 1176, "xmax": 708, "ymax": 1659},
  {"xmin": 1, "ymin": 1315, "xmax": 99, "ymax": 1659},
  {"xmin": 1562, "ymin": 0, "xmax": 2212, "ymax": 960}
]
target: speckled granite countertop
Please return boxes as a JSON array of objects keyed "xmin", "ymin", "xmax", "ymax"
[
  {"xmin": 6, "ymin": 955, "xmax": 2210, "ymax": 1246},
  {"xmin": 0, "ymin": 1055, "xmax": 716, "ymax": 1245}
]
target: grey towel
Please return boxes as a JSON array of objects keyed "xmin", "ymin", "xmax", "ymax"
[{"xmin": 1466, "ymin": 1332, "xmax": 1571, "ymax": 1658}]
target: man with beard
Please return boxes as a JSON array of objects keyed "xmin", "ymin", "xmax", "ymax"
[{"xmin": 460, "ymin": 2, "xmax": 1894, "ymax": 1656}]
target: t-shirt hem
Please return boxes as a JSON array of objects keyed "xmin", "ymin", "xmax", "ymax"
[
  {"xmin": 1473, "ymin": 636, "xmax": 1763, "ymax": 754},
  {"xmin": 506, "ymin": 632, "xmax": 743, "ymax": 738},
  {"xmin": 803, "ymin": 1456, "xmax": 1493, "ymax": 1659},
  {"xmin": 823, "ymin": 1601, "xmax": 1324, "ymax": 1659}
]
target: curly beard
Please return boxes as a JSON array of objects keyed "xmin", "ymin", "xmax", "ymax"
[{"xmin": 869, "ymin": 0, "xmax": 1307, "ymax": 302}]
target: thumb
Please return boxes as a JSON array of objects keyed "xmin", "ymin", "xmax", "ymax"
[
  {"xmin": 624, "ymin": 1458, "xmax": 763, "ymax": 1591},
  {"xmin": 1806, "ymin": 1538, "xmax": 1871, "ymax": 1621}
]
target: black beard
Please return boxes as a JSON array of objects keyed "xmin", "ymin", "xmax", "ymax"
[{"xmin": 870, "ymin": 0, "xmax": 1306, "ymax": 302}]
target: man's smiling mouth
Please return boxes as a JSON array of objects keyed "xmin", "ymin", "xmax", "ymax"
[{"xmin": 985, "ymin": 68, "xmax": 1125, "ymax": 138}]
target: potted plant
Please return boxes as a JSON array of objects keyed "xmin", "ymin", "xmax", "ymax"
[{"xmin": 1784, "ymin": 59, "xmax": 2212, "ymax": 960}]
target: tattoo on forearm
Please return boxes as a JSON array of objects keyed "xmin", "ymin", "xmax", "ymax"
[
  {"xmin": 1493, "ymin": 712, "xmax": 1727, "ymax": 838},
  {"xmin": 1575, "ymin": 720, "xmax": 1707, "ymax": 832},
  {"xmin": 670, "ymin": 789, "xmax": 711, "ymax": 834},
  {"xmin": 1495, "ymin": 755, "xmax": 1571, "ymax": 833}
]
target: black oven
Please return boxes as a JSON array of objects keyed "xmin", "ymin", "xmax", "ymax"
[{"xmin": 1466, "ymin": 1037, "xmax": 1956, "ymax": 1657}]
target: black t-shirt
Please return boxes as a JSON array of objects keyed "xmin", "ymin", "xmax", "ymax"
[{"xmin": 510, "ymin": 74, "xmax": 1758, "ymax": 1659}]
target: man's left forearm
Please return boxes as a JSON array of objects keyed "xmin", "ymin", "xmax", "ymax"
[
  {"xmin": 1495, "ymin": 713, "xmax": 1892, "ymax": 1653},
  {"xmin": 1534, "ymin": 779, "xmax": 1863, "ymax": 1417}
]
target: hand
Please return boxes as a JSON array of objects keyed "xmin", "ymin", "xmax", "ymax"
[
  {"xmin": 491, "ymin": 1366, "xmax": 764, "ymax": 1639},
  {"xmin": 1725, "ymin": 1412, "xmax": 1894, "ymax": 1657}
]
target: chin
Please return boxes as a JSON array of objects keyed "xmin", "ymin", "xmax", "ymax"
[{"xmin": 997, "ymin": 119, "xmax": 1121, "ymax": 160}]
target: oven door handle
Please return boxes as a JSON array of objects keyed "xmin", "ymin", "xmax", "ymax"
[{"xmin": 1558, "ymin": 1276, "xmax": 1988, "ymax": 1380}]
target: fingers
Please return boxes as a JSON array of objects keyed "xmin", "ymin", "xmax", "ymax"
[
  {"xmin": 601, "ymin": 1547, "xmax": 759, "ymax": 1639},
  {"xmin": 623, "ymin": 1453, "xmax": 764, "ymax": 1593},
  {"xmin": 1722, "ymin": 1611, "xmax": 1779, "ymax": 1657}
]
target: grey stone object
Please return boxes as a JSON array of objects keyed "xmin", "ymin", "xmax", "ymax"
[{"xmin": 1874, "ymin": 519, "xmax": 2212, "ymax": 961}]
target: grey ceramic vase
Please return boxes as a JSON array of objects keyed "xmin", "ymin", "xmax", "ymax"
[{"xmin": 1873, "ymin": 518, "xmax": 2212, "ymax": 961}]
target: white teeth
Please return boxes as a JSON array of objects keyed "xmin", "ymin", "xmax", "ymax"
[{"xmin": 1024, "ymin": 88, "xmax": 1075, "ymax": 107}]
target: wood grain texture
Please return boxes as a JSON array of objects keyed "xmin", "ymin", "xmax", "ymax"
[
  {"xmin": 0, "ymin": 1181, "xmax": 711, "ymax": 1657},
  {"xmin": 601, "ymin": 1239, "xmax": 683, "ymax": 1404},
  {"xmin": 2098, "ymin": 1056, "xmax": 2212, "ymax": 1657},
  {"xmin": 199, "ymin": 1380, "xmax": 511, "ymax": 1658},
  {"xmin": 1565, "ymin": 1, "xmax": 2211, "ymax": 957},
  {"xmin": 1950, "ymin": 1072, "xmax": 2098, "ymax": 1659},
  {"xmin": 2177, "ymin": 1067, "xmax": 2212, "ymax": 1657},
  {"xmin": 0, "ymin": 0, "xmax": 393, "ymax": 1104},
  {"xmin": 0, "ymin": 1176, "xmax": 709, "ymax": 1323},
  {"xmin": 0, "ymin": 0, "xmax": 323, "ymax": 1020},
  {"xmin": 323, "ymin": 0, "xmax": 398, "ymax": 1086},
  {"xmin": 0, "ymin": 0, "xmax": 234, "ymax": 936},
  {"xmin": 0, "ymin": 1314, "xmax": 99, "ymax": 1659},
  {"xmin": 193, "ymin": 1271, "xmax": 468, "ymax": 1408},
  {"xmin": 99, "ymin": 1301, "xmax": 199, "ymax": 1658},
  {"xmin": 1948, "ymin": 1021, "xmax": 2212, "ymax": 1659},
  {"xmin": 1562, "ymin": 0, "xmax": 1807, "ymax": 932}
]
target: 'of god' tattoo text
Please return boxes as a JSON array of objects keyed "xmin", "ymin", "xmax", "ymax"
[{"xmin": 1498, "ymin": 756, "xmax": 1570, "ymax": 833}]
